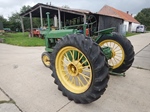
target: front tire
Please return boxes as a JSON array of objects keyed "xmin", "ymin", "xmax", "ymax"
[
  {"xmin": 50, "ymin": 34, "xmax": 109, "ymax": 104},
  {"xmin": 98, "ymin": 32, "xmax": 135, "ymax": 73},
  {"xmin": 41, "ymin": 52, "xmax": 51, "ymax": 68}
]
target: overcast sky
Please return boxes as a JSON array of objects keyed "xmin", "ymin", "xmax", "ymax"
[{"xmin": 0, "ymin": 0, "xmax": 149, "ymax": 19}]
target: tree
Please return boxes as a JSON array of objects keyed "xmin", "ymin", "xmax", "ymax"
[
  {"xmin": 0, "ymin": 15, "xmax": 10, "ymax": 28},
  {"xmin": 20, "ymin": 5, "xmax": 31, "ymax": 14},
  {"xmin": 135, "ymin": 8, "xmax": 150, "ymax": 30},
  {"xmin": 8, "ymin": 12, "xmax": 21, "ymax": 31}
]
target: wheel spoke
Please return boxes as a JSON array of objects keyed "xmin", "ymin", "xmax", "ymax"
[
  {"xmin": 112, "ymin": 42, "xmax": 116, "ymax": 49},
  {"xmin": 76, "ymin": 54, "xmax": 84, "ymax": 65},
  {"xmin": 106, "ymin": 42, "xmax": 109, "ymax": 47},
  {"xmin": 83, "ymin": 65, "xmax": 90, "ymax": 68},
  {"xmin": 114, "ymin": 45, "xmax": 119, "ymax": 50},
  {"xmin": 114, "ymin": 49, "xmax": 121, "ymax": 52},
  {"xmin": 109, "ymin": 42, "xmax": 111, "ymax": 47},
  {"xmin": 113, "ymin": 57, "xmax": 120, "ymax": 62},
  {"xmin": 110, "ymin": 59, "xmax": 115, "ymax": 66},
  {"xmin": 73, "ymin": 50, "xmax": 75, "ymax": 61},
  {"xmin": 82, "ymin": 69, "xmax": 91, "ymax": 72},
  {"xmin": 62, "ymin": 60, "xmax": 68, "ymax": 66},
  {"xmin": 62, "ymin": 71, "xmax": 69, "ymax": 79},
  {"xmin": 69, "ymin": 51, "xmax": 74, "ymax": 61},
  {"xmin": 113, "ymin": 57, "xmax": 118, "ymax": 64},
  {"xmin": 79, "ymin": 54, "xmax": 84, "ymax": 61},
  {"xmin": 65, "ymin": 74, "xmax": 70, "ymax": 81},
  {"xmin": 115, "ymin": 55, "xmax": 122, "ymax": 58},
  {"xmin": 65, "ymin": 53, "xmax": 70, "ymax": 61},
  {"xmin": 115, "ymin": 52, "xmax": 122, "ymax": 54},
  {"xmin": 81, "ymin": 59, "xmax": 88, "ymax": 65},
  {"xmin": 79, "ymin": 73, "xmax": 88, "ymax": 84},
  {"xmin": 71, "ymin": 77, "xmax": 75, "ymax": 84},
  {"xmin": 77, "ymin": 52, "xmax": 80, "ymax": 60},
  {"xmin": 62, "ymin": 69, "xmax": 68, "ymax": 73},
  {"xmin": 79, "ymin": 72, "xmax": 90, "ymax": 79},
  {"xmin": 77, "ymin": 76, "xmax": 84, "ymax": 86}
]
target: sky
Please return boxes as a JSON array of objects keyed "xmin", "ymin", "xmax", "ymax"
[{"xmin": 0, "ymin": 0, "xmax": 150, "ymax": 19}]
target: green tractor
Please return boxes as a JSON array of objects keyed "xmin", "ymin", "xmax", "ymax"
[{"xmin": 41, "ymin": 12, "xmax": 135, "ymax": 104}]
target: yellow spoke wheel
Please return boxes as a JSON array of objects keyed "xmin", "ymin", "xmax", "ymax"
[
  {"xmin": 98, "ymin": 33, "xmax": 134, "ymax": 73},
  {"xmin": 41, "ymin": 52, "xmax": 51, "ymax": 67},
  {"xmin": 50, "ymin": 34, "xmax": 109, "ymax": 104},
  {"xmin": 56, "ymin": 46, "xmax": 92, "ymax": 94},
  {"xmin": 99, "ymin": 40, "xmax": 125, "ymax": 69}
]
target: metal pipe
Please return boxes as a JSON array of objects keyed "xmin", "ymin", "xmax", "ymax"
[
  {"xmin": 58, "ymin": 9, "xmax": 61, "ymax": 29},
  {"xmin": 83, "ymin": 14, "xmax": 87, "ymax": 35},
  {"xmin": 40, "ymin": 6, "xmax": 43, "ymax": 28},
  {"xmin": 46, "ymin": 12, "xmax": 50, "ymax": 31},
  {"xmin": 30, "ymin": 12, "xmax": 33, "ymax": 37}
]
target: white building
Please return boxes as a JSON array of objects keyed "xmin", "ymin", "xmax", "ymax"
[{"xmin": 98, "ymin": 5, "xmax": 140, "ymax": 32}]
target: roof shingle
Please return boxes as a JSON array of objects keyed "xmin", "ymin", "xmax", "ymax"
[{"xmin": 98, "ymin": 5, "xmax": 140, "ymax": 24}]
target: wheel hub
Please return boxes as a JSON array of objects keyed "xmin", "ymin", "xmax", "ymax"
[{"xmin": 68, "ymin": 61, "xmax": 83, "ymax": 76}]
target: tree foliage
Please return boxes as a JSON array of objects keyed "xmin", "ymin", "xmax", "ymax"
[
  {"xmin": 20, "ymin": 5, "xmax": 31, "ymax": 14},
  {"xmin": 135, "ymin": 8, "xmax": 150, "ymax": 30},
  {"xmin": 0, "ymin": 15, "xmax": 9, "ymax": 28},
  {"xmin": 1, "ymin": 5, "xmax": 41, "ymax": 31},
  {"xmin": 8, "ymin": 12, "xmax": 21, "ymax": 31}
]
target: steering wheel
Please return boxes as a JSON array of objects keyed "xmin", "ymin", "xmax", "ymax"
[{"xmin": 87, "ymin": 15, "xmax": 97, "ymax": 35}]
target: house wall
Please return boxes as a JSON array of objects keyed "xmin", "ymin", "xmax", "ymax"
[
  {"xmin": 123, "ymin": 21, "xmax": 129, "ymax": 32},
  {"xmin": 98, "ymin": 15, "xmax": 123, "ymax": 32},
  {"xmin": 131, "ymin": 23, "xmax": 140, "ymax": 32},
  {"xmin": 123, "ymin": 21, "xmax": 140, "ymax": 32}
]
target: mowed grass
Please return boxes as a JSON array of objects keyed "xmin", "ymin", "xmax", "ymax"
[
  {"xmin": 0, "ymin": 32, "xmax": 141, "ymax": 46},
  {"xmin": 0, "ymin": 32, "xmax": 45, "ymax": 46},
  {"xmin": 126, "ymin": 32, "xmax": 138, "ymax": 37}
]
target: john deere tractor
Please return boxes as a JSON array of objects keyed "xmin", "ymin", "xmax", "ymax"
[{"xmin": 41, "ymin": 12, "xmax": 135, "ymax": 104}]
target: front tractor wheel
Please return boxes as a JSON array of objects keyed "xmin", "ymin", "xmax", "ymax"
[
  {"xmin": 41, "ymin": 52, "xmax": 51, "ymax": 68},
  {"xmin": 50, "ymin": 34, "xmax": 109, "ymax": 104}
]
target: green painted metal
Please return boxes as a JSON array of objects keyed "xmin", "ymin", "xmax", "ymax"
[
  {"xmin": 45, "ymin": 29, "xmax": 76, "ymax": 38},
  {"xmin": 95, "ymin": 27, "xmax": 115, "ymax": 42},
  {"xmin": 102, "ymin": 46, "xmax": 126, "ymax": 77},
  {"xmin": 101, "ymin": 47, "xmax": 112, "ymax": 60},
  {"xmin": 45, "ymin": 48, "xmax": 53, "ymax": 52},
  {"xmin": 109, "ymin": 71, "xmax": 125, "ymax": 77},
  {"xmin": 95, "ymin": 27, "xmax": 115, "ymax": 34}
]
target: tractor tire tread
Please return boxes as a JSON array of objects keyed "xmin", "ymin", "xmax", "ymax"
[{"xmin": 50, "ymin": 34, "xmax": 109, "ymax": 104}]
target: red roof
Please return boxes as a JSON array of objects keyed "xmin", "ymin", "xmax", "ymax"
[{"xmin": 98, "ymin": 5, "xmax": 140, "ymax": 24}]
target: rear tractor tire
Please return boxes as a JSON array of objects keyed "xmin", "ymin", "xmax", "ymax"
[
  {"xmin": 50, "ymin": 34, "xmax": 109, "ymax": 104},
  {"xmin": 41, "ymin": 52, "xmax": 51, "ymax": 68},
  {"xmin": 98, "ymin": 32, "xmax": 135, "ymax": 73}
]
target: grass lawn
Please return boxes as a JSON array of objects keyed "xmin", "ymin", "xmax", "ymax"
[
  {"xmin": 0, "ymin": 32, "xmax": 45, "ymax": 46},
  {"xmin": 126, "ymin": 32, "xmax": 138, "ymax": 37},
  {"xmin": 0, "ymin": 32, "xmax": 141, "ymax": 47}
]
